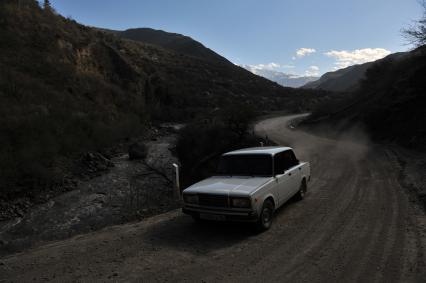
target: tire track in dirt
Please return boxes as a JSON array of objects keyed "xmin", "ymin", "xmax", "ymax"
[{"xmin": 1, "ymin": 114, "xmax": 424, "ymax": 282}]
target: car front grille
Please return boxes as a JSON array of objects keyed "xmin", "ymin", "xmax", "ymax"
[{"xmin": 197, "ymin": 194, "xmax": 229, "ymax": 208}]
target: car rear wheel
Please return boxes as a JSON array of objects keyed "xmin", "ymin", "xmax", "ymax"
[
  {"xmin": 255, "ymin": 199, "xmax": 274, "ymax": 232},
  {"xmin": 295, "ymin": 180, "xmax": 307, "ymax": 201},
  {"xmin": 192, "ymin": 214, "xmax": 203, "ymax": 222}
]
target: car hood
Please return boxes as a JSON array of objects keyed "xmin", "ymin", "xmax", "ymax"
[{"xmin": 183, "ymin": 176, "xmax": 272, "ymax": 196}]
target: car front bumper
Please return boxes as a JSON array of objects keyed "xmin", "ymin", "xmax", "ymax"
[{"xmin": 182, "ymin": 205, "xmax": 259, "ymax": 222}]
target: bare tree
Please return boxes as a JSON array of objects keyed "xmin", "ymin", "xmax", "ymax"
[
  {"xmin": 43, "ymin": 0, "xmax": 51, "ymax": 11},
  {"xmin": 402, "ymin": 0, "xmax": 426, "ymax": 47}
]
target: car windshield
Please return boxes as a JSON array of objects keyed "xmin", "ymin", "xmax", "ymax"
[{"xmin": 216, "ymin": 154, "xmax": 273, "ymax": 177}]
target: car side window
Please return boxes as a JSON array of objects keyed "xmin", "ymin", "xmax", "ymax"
[
  {"xmin": 282, "ymin": 150, "xmax": 299, "ymax": 171},
  {"xmin": 275, "ymin": 150, "xmax": 300, "ymax": 174},
  {"xmin": 288, "ymin": 150, "xmax": 299, "ymax": 167},
  {"xmin": 274, "ymin": 152, "xmax": 286, "ymax": 175}
]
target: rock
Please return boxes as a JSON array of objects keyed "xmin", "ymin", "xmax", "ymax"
[
  {"xmin": 128, "ymin": 142, "xmax": 147, "ymax": 160},
  {"xmin": 15, "ymin": 208, "xmax": 23, "ymax": 217},
  {"xmin": 97, "ymin": 164, "xmax": 107, "ymax": 171},
  {"xmin": 81, "ymin": 152, "xmax": 114, "ymax": 173}
]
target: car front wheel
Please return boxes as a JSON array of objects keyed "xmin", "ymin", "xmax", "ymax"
[{"xmin": 255, "ymin": 199, "xmax": 274, "ymax": 232}]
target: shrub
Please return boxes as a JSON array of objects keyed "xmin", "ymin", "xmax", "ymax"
[{"xmin": 176, "ymin": 105, "xmax": 265, "ymax": 187}]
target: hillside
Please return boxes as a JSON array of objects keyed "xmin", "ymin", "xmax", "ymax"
[
  {"xmin": 116, "ymin": 28, "xmax": 229, "ymax": 64},
  {"xmin": 0, "ymin": 1, "xmax": 329, "ymax": 201},
  {"xmin": 116, "ymin": 29, "xmax": 318, "ymax": 88},
  {"xmin": 303, "ymin": 52, "xmax": 408, "ymax": 92},
  {"xmin": 304, "ymin": 46, "xmax": 426, "ymax": 150},
  {"xmin": 302, "ymin": 62, "xmax": 374, "ymax": 92}
]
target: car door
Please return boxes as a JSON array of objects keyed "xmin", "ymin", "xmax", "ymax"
[
  {"xmin": 283, "ymin": 150, "xmax": 301, "ymax": 197},
  {"xmin": 273, "ymin": 152, "xmax": 293, "ymax": 204}
]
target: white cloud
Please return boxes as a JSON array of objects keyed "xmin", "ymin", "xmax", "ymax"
[
  {"xmin": 325, "ymin": 48, "xmax": 391, "ymax": 69},
  {"xmin": 304, "ymin": 65, "xmax": 320, "ymax": 77},
  {"xmin": 241, "ymin": 63, "xmax": 319, "ymax": 78},
  {"xmin": 245, "ymin": 62, "xmax": 280, "ymax": 73},
  {"xmin": 240, "ymin": 62, "xmax": 294, "ymax": 74},
  {"xmin": 295, "ymin": 48, "xmax": 316, "ymax": 58}
]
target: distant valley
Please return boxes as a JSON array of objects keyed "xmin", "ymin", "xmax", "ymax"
[{"xmin": 241, "ymin": 66, "xmax": 318, "ymax": 88}]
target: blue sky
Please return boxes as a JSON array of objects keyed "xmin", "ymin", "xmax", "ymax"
[{"xmin": 48, "ymin": 0, "xmax": 422, "ymax": 76}]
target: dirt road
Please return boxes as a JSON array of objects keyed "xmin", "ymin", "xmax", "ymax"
[{"xmin": 1, "ymin": 114, "xmax": 425, "ymax": 282}]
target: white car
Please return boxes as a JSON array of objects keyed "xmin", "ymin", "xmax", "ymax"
[{"xmin": 182, "ymin": 146, "xmax": 310, "ymax": 231}]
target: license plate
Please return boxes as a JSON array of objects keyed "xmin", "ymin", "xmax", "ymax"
[{"xmin": 199, "ymin": 213, "xmax": 226, "ymax": 221}]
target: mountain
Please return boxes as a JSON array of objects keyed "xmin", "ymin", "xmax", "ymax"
[
  {"xmin": 116, "ymin": 29, "xmax": 319, "ymax": 88},
  {"xmin": 304, "ymin": 46, "xmax": 426, "ymax": 150},
  {"xmin": 0, "ymin": 0, "xmax": 329, "ymax": 198},
  {"xmin": 303, "ymin": 52, "xmax": 408, "ymax": 92},
  {"xmin": 116, "ymin": 28, "xmax": 230, "ymax": 64},
  {"xmin": 302, "ymin": 62, "xmax": 374, "ymax": 92},
  {"xmin": 240, "ymin": 66, "xmax": 318, "ymax": 88}
]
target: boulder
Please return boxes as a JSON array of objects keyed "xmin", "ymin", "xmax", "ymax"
[
  {"xmin": 81, "ymin": 152, "xmax": 114, "ymax": 174},
  {"xmin": 128, "ymin": 142, "xmax": 147, "ymax": 160}
]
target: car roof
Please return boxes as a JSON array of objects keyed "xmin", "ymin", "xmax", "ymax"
[{"xmin": 223, "ymin": 146, "xmax": 292, "ymax": 156}]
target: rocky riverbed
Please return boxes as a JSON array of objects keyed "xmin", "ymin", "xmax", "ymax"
[{"xmin": 0, "ymin": 126, "xmax": 182, "ymax": 256}]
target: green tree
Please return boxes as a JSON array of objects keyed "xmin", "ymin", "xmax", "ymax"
[{"xmin": 403, "ymin": 1, "xmax": 426, "ymax": 46}]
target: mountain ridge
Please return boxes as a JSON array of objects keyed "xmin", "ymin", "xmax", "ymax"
[
  {"xmin": 114, "ymin": 28, "xmax": 320, "ymax": 88},
  {"xmin": 115, "ymin": 27, "xmax": 230, "ymax": 64},
  {"xmin": 304, "ymin": 46, "xmax": 426, "ymax": 150},
  {"xmin": 302, "ymin": 52, "xmax": 408, "ymax": 92}
]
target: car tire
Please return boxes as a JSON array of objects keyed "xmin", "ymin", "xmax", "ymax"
[
  {"xmin": 192, "ymin": 214, "xmax": 202, "ymax": 222},
  {"xmin": 255, "ymin": 199, "xmax": 274, "ymax": 232},
  {"xmin": 295, "ymin": 180, "xmax": 307, "ymax": 201}
]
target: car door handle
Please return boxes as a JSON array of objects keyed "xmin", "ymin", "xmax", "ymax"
[{"xmin": 288, "ymin": 173, "xmax": 292, "ymax": 176}]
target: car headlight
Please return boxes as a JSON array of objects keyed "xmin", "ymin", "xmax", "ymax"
[
  {"xmin": 184, "ymin": 194, "xmax": 199, "ymax": 204},
  {"xmin": 231, "ymin": 197, "xmax": 251, "ymax": 208}
]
